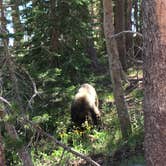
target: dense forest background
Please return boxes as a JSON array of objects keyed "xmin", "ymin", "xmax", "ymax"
[{"xmin": 0, "ymin": 0, "xmax": 145, "ymax": 165}]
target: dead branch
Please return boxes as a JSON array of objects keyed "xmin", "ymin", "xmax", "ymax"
[
  {"xmin": 0, "ymin": 97, "xmax": 101, "ymax": 166},
  {"xmin": 0, "ymin": 96, "xmax": 11, "ymax": 107},
  {"xmin": 22, "ymin": 69, "xmax": 40, "ymax": 110},
  {"xmin": 110, "ymin": 30, "xmax": 143, "ymax": 39},
  {"xmin": 128, "ymin": 57, "xmax": 143, "ymax": 64},
  {"xmin": 24, "ymin": 119, "xmax": 101, "ymax": 166}
]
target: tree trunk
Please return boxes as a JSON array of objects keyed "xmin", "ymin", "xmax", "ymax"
[
  {"xmin": 0, "ymin": 1, "xmax": 34, "ymax": 165},
  {"xmin": 5, "ymin": 123, "xmax": 33, "ymax": 166},
  {"xmin": 125, "ymin": 0, "xmax": 132, "ymax": 31},
  {"xmin": 114, "ymin": 0, "xmax": 127, "ymax": 71},
  {"xmin": 99, "ymin": 0, "xmax": 104, "ymax": 40},
  {"xmin": 86, "ymin": 38, "xmax": 99, "ymax": 69},
  {"xmin": 3, "ymin": 41, "xmax": 34, "ymax": 166},
  {"xmin": 103, "ymin": 0, "xmax": 132, "ymax": 139},
  {"xmin": 86, "ymin": 1, "xmax": 100, "ymax": 70},
  {"xmin": 0, "ymin": 0, "xmax": 8, "ymax": 45},
  {"xmin": 49, "ymin": 0, "xmax": 59, "ymax": 51},
  {"xmin": 125, "ymin": 0, "xmax": 132, "ymax": 57},
  {"xmin": 0, "ymin": 131, "xmax": 5, "ymax": 166},
  {"xmin": 11, "ymin": 0, "xmax": 23, "ymax": 47},
  {"xmin": 143, "ymin": 0, "xmax": 166, "ymax": 165}
]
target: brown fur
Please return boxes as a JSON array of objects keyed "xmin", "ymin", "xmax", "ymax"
[{"xmin": 71, "ymin": 84, "xmax": 101, "ymax": 127}]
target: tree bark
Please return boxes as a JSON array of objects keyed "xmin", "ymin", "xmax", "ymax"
[
  {"xmin": 5, "ymin": 123, "xmax": 34, "ymax": 166},
  {"xmin": 0, "ymin": 1, "xmax": 34, "ymax": 165},
  {"xmin": 103, "ymin": 0, "xmax": 132, "ymax": 139},
  {"xmin": 125, "ymin": 0, "xmax": 132, "ymax": 31},
  {"xmin": 11, "ymin": 0, "xmax": 23, "ymax": 47},
  {"xmin": 125, "ymin": 0, "xmax": 132, "ymax": 57},
  {"xmin": 86, "ymin": 1, "xmax": 100, "ymax": 70},
  {"xmin": 86, "ymin": 38, "xmax": 99, "ymax": 69},
  {"xmin": 114, "ymin": 0, "xmax": 127, "ymax": 71},
  {"xmin": 143, "ymin": 0, "xmax": 166, "ymax": 165},
  {"xmin": 49, "ymin": 0, "xmax": 59, "ymax": 51},
  {"xmin": 3, "ymin": 42, "xmax": 34, "ymax": 166},
  {"xmin": 0, "ymin": 131, "xmax": 5, "ymax": 166}
]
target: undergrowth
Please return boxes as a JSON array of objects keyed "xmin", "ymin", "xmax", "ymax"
[
  {"xmin": 31, "ymin": 70, "xmax": 144, "ymax": 165},
  {"xmin": 4, "ymin": 69, "xmax": 144, "ymax": 165}
]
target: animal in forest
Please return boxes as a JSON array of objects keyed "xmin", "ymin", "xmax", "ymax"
[{"xmin": 70, "ymin": 83, "xmax": 101, "ymax": 127}]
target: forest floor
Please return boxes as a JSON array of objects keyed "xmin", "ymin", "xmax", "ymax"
[
  {"xmin": 71, "ymin": 142, "xmax": 144, "ymax": 166},
  {"xmin": 70, "ymin": 71, "xmax": 145, "ymax": 166},
  {"xmin": 28, "ymin": 68, "xmax": 144, "ymax": 166}
]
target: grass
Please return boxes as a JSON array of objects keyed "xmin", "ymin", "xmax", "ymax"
[
  {"xmin": 30, "ymin": 68, "xmax": 144, "ymax": 165},
  {"xmin": 119, "ymin": 155, "xmax": 145, "ymax": 166}
]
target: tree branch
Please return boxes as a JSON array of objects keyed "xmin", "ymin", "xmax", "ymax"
[
  {"xmin": 110, "ymin": 30, "xmax": 143, "ymax": 39},
  {"xmin": 0, "ymin": 96, "xmax": 11, "ymax": 107},
  {"xmin": 24, "ymin": 119, "xmax": 101, "ymax": 166},
  {"xmin": 23, "ymin": 69, "xmax": 40, "ymax": 110},
  {"xmin": 0, "ymin": 96, "xmax": 101, "ymax": 166}
]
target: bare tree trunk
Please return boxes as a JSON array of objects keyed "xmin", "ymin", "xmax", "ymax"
[
  {"xmin": 86, "ymin": 38, "xmax": 99, "ymax": 69},
  {"xmin": 103, "ymin": 0, "xmax": 132, "ymax": 139},
  {"xmin": 99, "ymin": 0, "xmax": 104, "ymax": 38},
  {"xmin": 3, "ymin": 40, "xmax": 34, "ymax": 166},
  {"xmin": 0, "ymin": 1, "xmax": 33, "ymax": 165},
  {"xmin": 5, "ymin": 124, "xmax": 33, "ymax": 166},
  {"xmin": 86, "ymin": 1, "xmax": 100, "ymax": 70},
  {"xmin": 49, "ymin": 0, "xmax": 59, "ymax": 51},
  {"xmin": 114, "ymin": 0, "xmax": 127, "ymax": 71},
  {"xmin": 10, "ymin": 0, "xmax": 23, "ymax": 47},
  {"xmin": 143, "ymin": 0, "xmax": 166, "ymax": 165},
  {"xmin": 125, "ymin": 0, "xmax": 132, "ymax": 31},
  {"xmin": 0, "ymin": 131, "xmax": 5, "ymax": 166},
  {"xmin": 0, "ymin": 0, "xmax": 8, "ymax": 44},
  {"xmin": 125, "ymin": 0, "xmax": 132, "ymax": 57}
]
